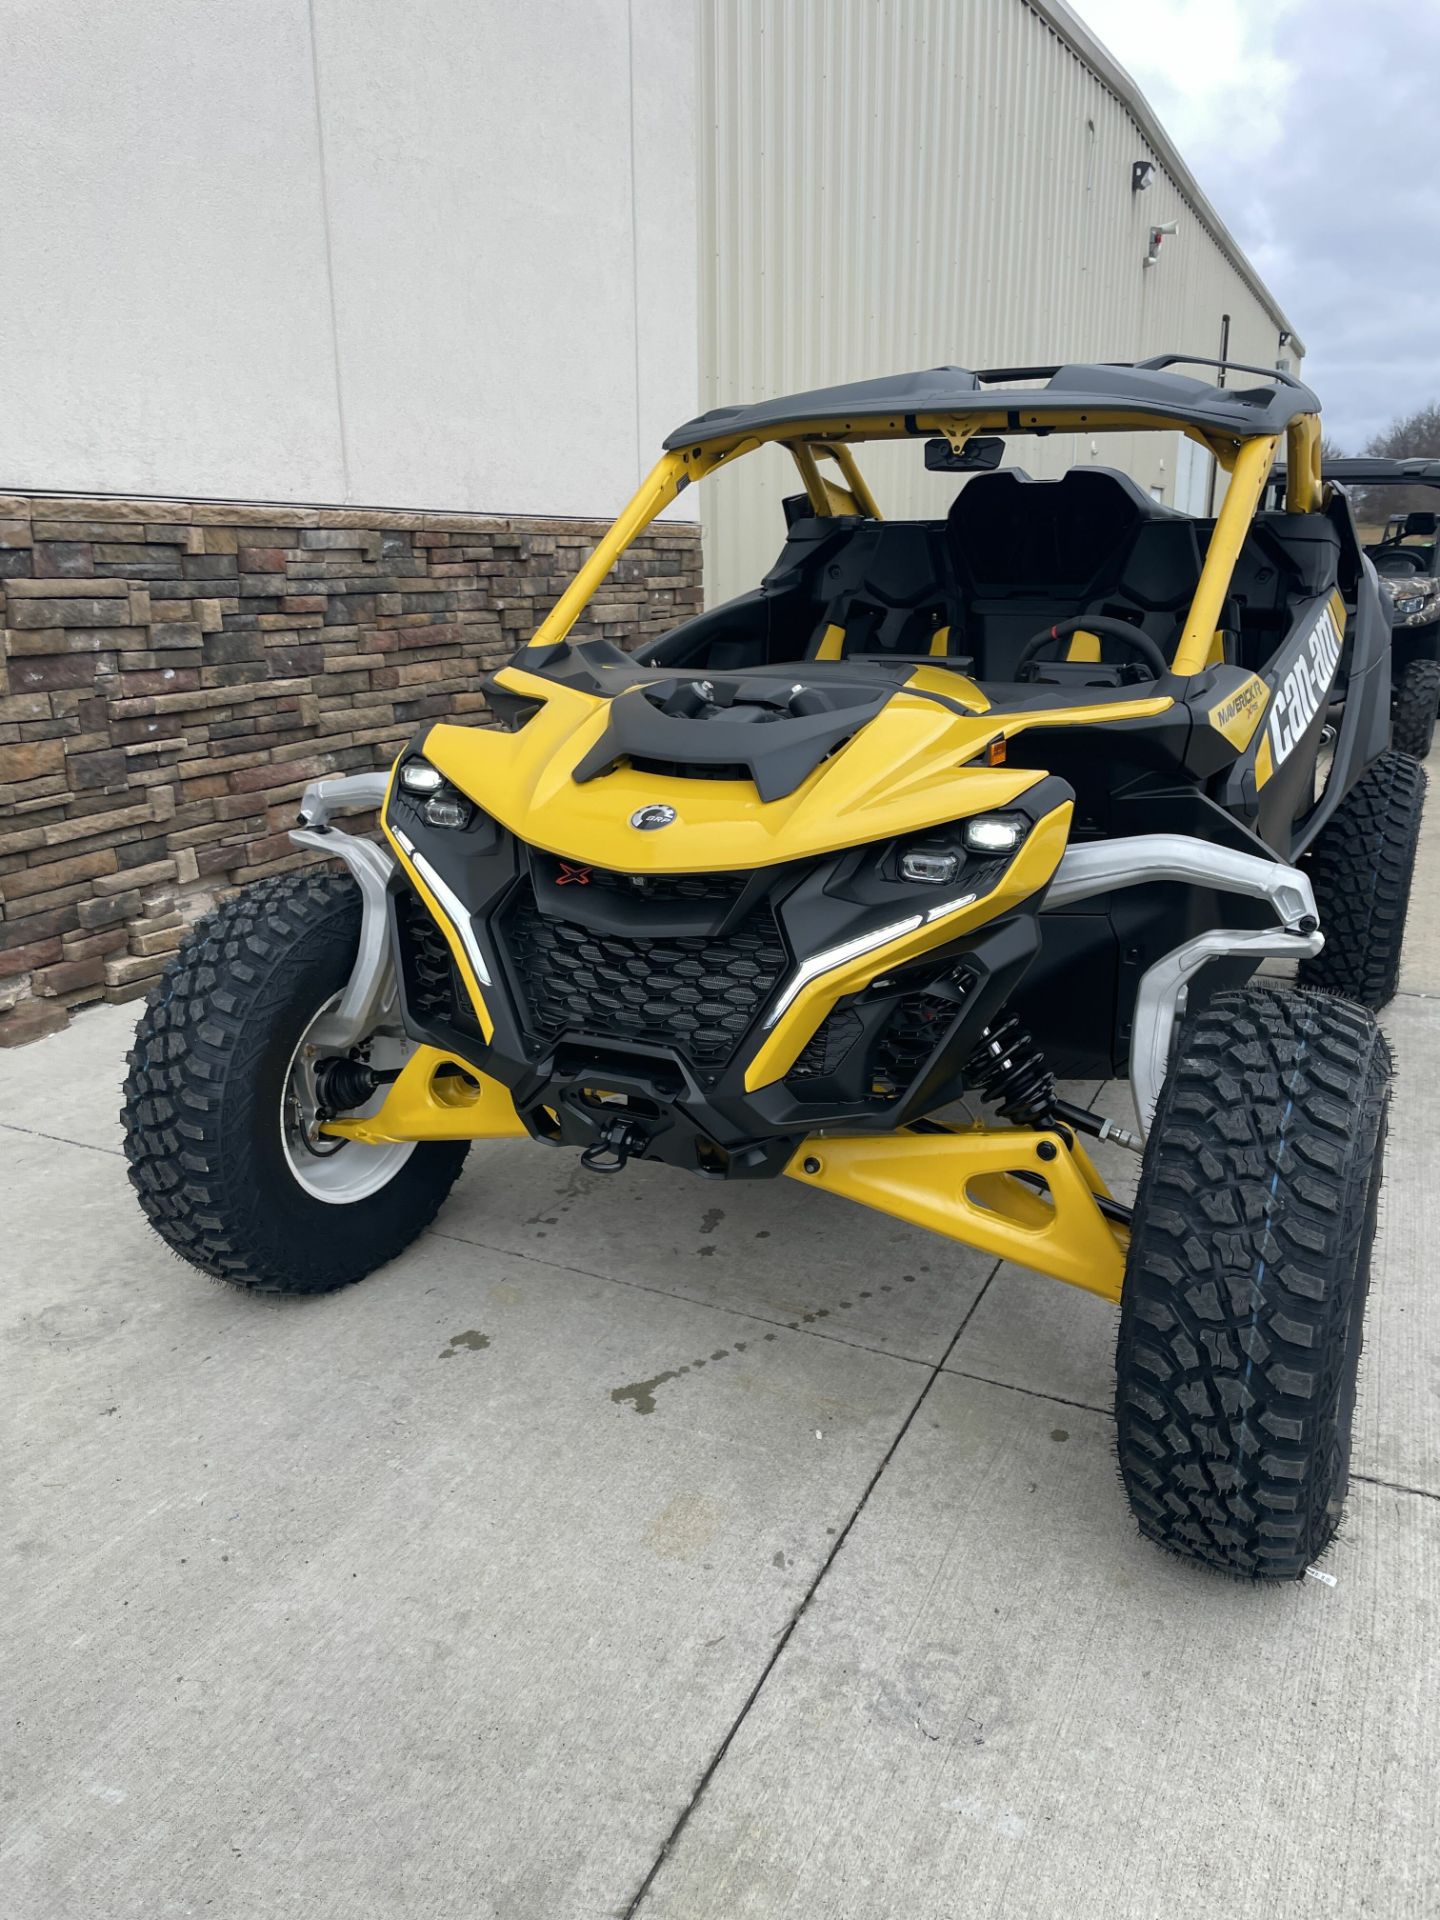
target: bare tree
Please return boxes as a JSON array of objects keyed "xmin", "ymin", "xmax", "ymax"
[
  {"xmin": 1358, "ymin": 403, "xmax": 1440, "ymax": 519},
  {"xmin": 1367, "ymin": 402, "xmax": 1440, "ymax": 461}
]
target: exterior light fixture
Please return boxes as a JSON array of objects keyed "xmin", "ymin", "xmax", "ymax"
[
  {"xmin": 400, "ymin": 759, "xmax": 444, "ymax": 794},
  {"xmin": 1132, "ymin": 160, "xmax": 1156, "ymax": 192},
  {"xmin": 963, "ymin": 816, "xmax": 1026, "ymax": 855},
  {"xmin": 1144, "ymin": 220, "xmax": 1178, "ymax": 269}
]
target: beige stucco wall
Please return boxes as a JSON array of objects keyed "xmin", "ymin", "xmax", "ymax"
[{"xmin": 0, "ymin": 0, "xmax": 699, "ymax": 523}]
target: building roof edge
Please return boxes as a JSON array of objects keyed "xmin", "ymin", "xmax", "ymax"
[{"xmin": 1030, "ymin": 0, "xmax": 1305, "ymax": 358}]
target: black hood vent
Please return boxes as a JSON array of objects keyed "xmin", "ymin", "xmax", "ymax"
[{"xmin": 570, "ymin": 676, "xmax": 887, "ymax": 803}]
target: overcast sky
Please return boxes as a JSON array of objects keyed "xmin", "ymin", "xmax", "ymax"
[{"xmin": 1076, "ymin": 0, "xmax": 1438, "ymax": 451}]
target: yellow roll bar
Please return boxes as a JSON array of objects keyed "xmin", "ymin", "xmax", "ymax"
[
  {"xmin": 528, "ymin": 408, "xmax": 1325, "ymax": 681},
  {"xmin": 1285, "ymin": 413, "xmax": 1323, "ymax": 513},
  {"xmin": 527, "ymin": 442, "xmax": 757, "ymax": 653},
  {"xmin": 1170, "ymin": 434, "xmax": 1279, "ymax": 676}
]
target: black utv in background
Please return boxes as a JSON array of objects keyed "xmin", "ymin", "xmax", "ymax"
[{"xmin": 1325, "ymin": 457, "xmax": 1440, "ymax": 757}]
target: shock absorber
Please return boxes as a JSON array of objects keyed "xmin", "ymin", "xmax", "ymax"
[{"xmin": 963, "ymin": 1017, "xmax": 1057, "ymax": 1128}]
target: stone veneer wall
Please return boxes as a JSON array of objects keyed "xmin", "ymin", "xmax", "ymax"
[{"xmin": 0, "ymin": 495, "xmax": 702, "ymax": 1046}]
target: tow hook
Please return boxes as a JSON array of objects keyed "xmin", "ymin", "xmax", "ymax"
[{"xmin": 581, "ymin": 1118, "xmax": 649, "ymax": 1173}]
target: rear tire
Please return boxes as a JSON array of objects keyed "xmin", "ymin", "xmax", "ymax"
[
  {"xmin": 1115, "ymin": 986, "xmax": 1388, "ymax": 1579},
  {"xmin": 1297, "ymin": 749, "xmax": 1425, "ymax": 1008},
  {"xmin": 121, "ymin": 869, "xmax": 469, "ymax": 1294},
  {"xmin": 1391, "ymin": 656, "xmax": 1440, "ymax": 759}
]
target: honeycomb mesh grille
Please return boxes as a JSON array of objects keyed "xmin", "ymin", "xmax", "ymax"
[
  {"xmin": 396, "ymin": 887, "xmax": 477, "ymax": 1034},
  {"xmin": 870, "ymin": 991, "xmax": 951, "ymax": 1090},
  {"xmin": 787, "ymin": 1007, "xmax": 864, "ymax": 1080},
  {"xmin": 501, "ymin": 882, "xmax": 788, "ymax": 1067},
  {"xmin": 557, "ymin": 864, "xmax": 747, "ymax": 908}
]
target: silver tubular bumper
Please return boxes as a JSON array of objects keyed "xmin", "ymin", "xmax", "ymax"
[
  {"xmin": 295, "ymin": 769, "xmax": 391, "ymax": 829},
  {"xmin": 289, "ymin": 769, "xmax": 398, "ymax": 1051},
  {"xmin": 1047, "ymin": 835, "xmax": 1324, "ymax": 1138}
]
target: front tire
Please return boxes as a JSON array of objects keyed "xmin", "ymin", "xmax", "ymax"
[
  {"xmin": 1391, "ymin": 656, "xmax": 1440, "ymax": 759},
  {"xmin": 122, "ymin": 870, "xmax": 469, "ymax": 1294},
  {"xmin": 1115, "ymin": 986, "xmax": 1389, "ymax": 1580},
  {"xmin": 1297, "ymin": 749, "xmax": 1425, "ymax": 1008}
]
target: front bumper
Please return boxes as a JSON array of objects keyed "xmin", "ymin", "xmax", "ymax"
[
  {"xmin": 378, "ymin": 771, "xmax": 1073, "ymax": 1177},
  {"xmin": 289, "ymin": 771, "xmax": 1321, "ymax": 1303}
]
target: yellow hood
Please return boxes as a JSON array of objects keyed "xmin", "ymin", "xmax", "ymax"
[{"xmin": 417, "ymin": 668, "xmax": 1048, "ymax": 872}]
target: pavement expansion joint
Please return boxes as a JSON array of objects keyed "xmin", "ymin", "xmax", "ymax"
[
  {"xmin": 939, "ymin": 1364, "xmax": 1113, "ymax": 1419},
  {"xmin": 617, "ymin": 1261, "xmax": 1001, "ymax": 1916},
  {"xmin": 427, "ymin": 1223, "xmax": 940, "ymax": 1372},
  {"xmin": 1351, "ymin": 1470, "xmax": 1440, "ymax": 1504},
  {"xmin": 0, "ymin": 1119, "xmax": 123, "ymax": 1158}
]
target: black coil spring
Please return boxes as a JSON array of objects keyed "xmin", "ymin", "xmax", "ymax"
[{"xmin": 963, "ymin": 1017, "xmax": 1057, "ymax": 1127}]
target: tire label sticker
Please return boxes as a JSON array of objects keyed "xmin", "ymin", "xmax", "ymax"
[{"xmin": 1266, "ymin": 606, "xmax": 1344, "ymax": 768}]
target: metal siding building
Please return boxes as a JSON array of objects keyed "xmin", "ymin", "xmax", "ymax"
[
  {"xmin": 0, "ymin": 0, "xmax": 1306, "ymax": 1047},
  {"xmin": 0, "ymin": 0, "xmax": 1298, "ymax": 577},
  {"xmin": 698, "ymin": 0, "xmax": 1301, "ymax": 602}
]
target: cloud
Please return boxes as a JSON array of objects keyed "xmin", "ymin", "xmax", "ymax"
[
  {"xmin": 1079, "ymin": 1, "xmax": 1301, "ymax": 164},
  {"xmin": 1076, "ymin": 0, "xmax": 1440, "ymax": 450}
]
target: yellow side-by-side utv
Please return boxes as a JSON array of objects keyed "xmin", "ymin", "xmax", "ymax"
[{"xmin": 124, "ymin": 356, "xmax": 1425, "ymax": 1579}]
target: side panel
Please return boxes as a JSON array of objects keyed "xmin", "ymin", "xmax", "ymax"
[
  {"xmin": 1210, "ymin": 592, "xmax": 1348, "ymax": 858},
  {"xmin": 1253, "ymin": 597, "xmax": 1346, "ymax": 854},
  {"xmin": 1292, "ymin": 570, "xmax": 1393, "ymax": 856}
]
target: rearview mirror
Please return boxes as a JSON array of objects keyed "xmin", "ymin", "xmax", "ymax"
[{"xmin": 924, "ymin": 435, "xmax": 1004, "ymax": 474}]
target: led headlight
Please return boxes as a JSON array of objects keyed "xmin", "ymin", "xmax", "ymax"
[
  {"xmin": 963, "ymin": 815, "xmax": 1026, "ymax": 854},
  {"xmin": 399, "ymin": 756, "xmax": 473, "ymax": 828},
  {"xmin": 423, "ymin": 795, "xmax": 469, "ymax": 830},
  {"xmin": 1393, "ymin": 579, "xmax": 1440, "ymax": 624},
  {"xmin": 400, "ymin": 759, "xmax": 444, "ymax": 795},
  {"xmin": 900, "ymin": 848, "xmax": 962, "ymax": 885}
]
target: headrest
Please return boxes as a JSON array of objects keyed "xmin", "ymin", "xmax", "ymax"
[{"xmin": 947, "ymin": 467, "xmax": 1175, "ymax": 593}]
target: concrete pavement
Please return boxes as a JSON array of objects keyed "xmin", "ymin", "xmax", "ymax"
[{"xmin": 5, "ymin": 771, "xmax": 1439, "ymax": 1919}]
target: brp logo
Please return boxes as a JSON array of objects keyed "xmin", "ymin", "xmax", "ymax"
[{"xmin": 629, "ymin": 804, "xmax": 677, "ymax": 831}]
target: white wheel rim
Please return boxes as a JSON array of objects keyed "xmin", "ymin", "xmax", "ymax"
[{"xmin": 279, "ymin": 995, "xmax": 417, "ymax": 1205}]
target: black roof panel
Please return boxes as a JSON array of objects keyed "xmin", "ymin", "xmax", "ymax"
[
  {"xmin": 665, "ymin": 355, "xmax": 1320, "ymax": 450},
  {"xmin": 1321, "ymin": 457, "xmax": 1440, "ymax": 486}
]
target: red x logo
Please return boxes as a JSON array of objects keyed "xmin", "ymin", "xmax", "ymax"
[{"xmin": 556, "ymin": 863, "xmax": 592, "ymax": 886}]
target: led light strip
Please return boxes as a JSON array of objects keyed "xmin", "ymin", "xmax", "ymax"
[
  {"xmin": 762, "ymin": 893, "xmax": 977, "ymax": 1030},
  {"xmin": 922, "ymin": 890, "xmax": 980, "ymax": 927},
  {"xmin": 392, "ymin": 828, "xmax": 492, "ymax": 987}
]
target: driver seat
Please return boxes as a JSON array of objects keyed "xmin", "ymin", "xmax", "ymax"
[{"xmin": 946, "ymin": 466, "xmax": 1198, "ymax": 679}]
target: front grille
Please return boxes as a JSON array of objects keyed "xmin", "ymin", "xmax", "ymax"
[
  {"xmin": 870, "ymin": 991, "xmax": 951, "ymax": 1091},
  {"xmin": 787, "ymin": 970, "xmax": 971, "ymax": 1102},
  {"xmin": 788, "ymin": 1007, "xmax": 864, "ymax": 1080},
  {"xmin": 549, "ymin": 862, "xmax": 746, "ymax": 908},
  {"xmin": 395, "ymin": 887, "xmax": 479, "ymax": 1035},
  {"xmin": 501, "ymin": 881, "xmax": 788, "ymax": 1068}
]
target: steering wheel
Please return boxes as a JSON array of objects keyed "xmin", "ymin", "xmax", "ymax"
[
  {"xmin": 1014, "ymin": 615, "xmax": 1169, "ymax": 682},
  {"xmin": 1375, "ymin": 549, "xmax": 1429, "ymax": 576}
]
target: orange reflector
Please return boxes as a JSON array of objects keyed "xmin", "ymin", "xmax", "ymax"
[{"xmin": 987, "ymin": 737, "xmax": 1007, "ymax": 766}]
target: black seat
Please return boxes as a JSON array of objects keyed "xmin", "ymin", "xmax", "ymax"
[
  {"xmin": 1224, "ymin": 513, "xmax": 1341, "ymax": 671},
  {"xmin": 801, "ymin": 521, "xmax": 964, "ymax": 660},
  {"xmin": 947, "ymin": 467, "xmax": 1201, "ymax": 678}
]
